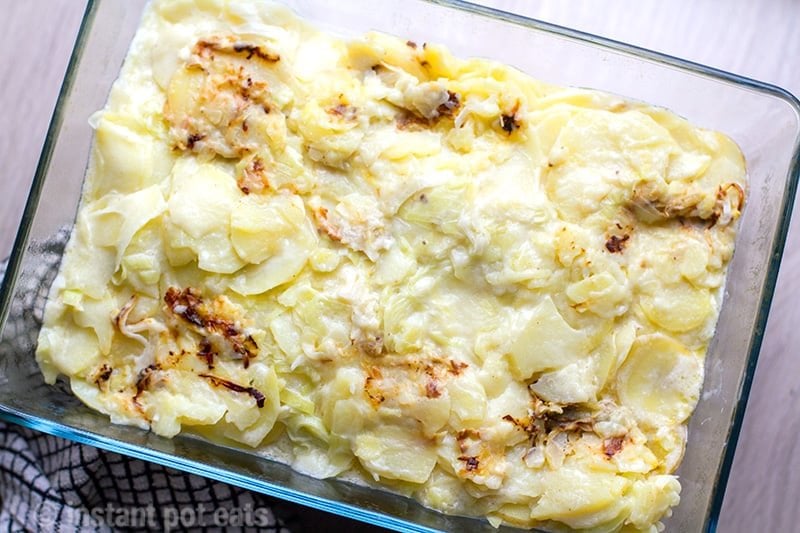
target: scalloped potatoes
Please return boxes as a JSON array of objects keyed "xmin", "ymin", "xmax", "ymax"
[{"xmin": 36, "ymin": 0, "xmax": 746, "ymax": 530}]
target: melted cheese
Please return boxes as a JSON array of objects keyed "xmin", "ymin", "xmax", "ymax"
[{"xmin": 36, "ymin": 1, "xmax": 747, "ymax": 530}]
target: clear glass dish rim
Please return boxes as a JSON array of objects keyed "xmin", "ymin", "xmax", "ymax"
[{"xmin": 0, "ymin": 1, "xmax": 798, "ymax": 531}]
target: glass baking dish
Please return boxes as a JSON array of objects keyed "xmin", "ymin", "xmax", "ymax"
[{"xmin": 1, "ymin": 0, "xmax": 798, "ymax": 530}]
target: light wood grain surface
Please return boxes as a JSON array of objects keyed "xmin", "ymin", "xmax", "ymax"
[{"xmin": 1, "ymin": 2, "xmax": 799, "ymax": 531}]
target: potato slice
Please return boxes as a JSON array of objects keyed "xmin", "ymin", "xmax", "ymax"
[
  {"xmin": 220, "ymin": 364, "xmax": 282, "ymax": 447},
  {"xmin": 135, "ymin": 369, "xmax": 229, "ymax": 438},
  {"xmin": 166, "ymin": 159, "xmax": 246, "ymax": 274},
  {"xmin": 617, "ymin": 334, "xmax": 703, "ymax": 427},
  {"xmin": 508, "ymin": 296, "xmax": 594, "ymax": 378},
  {"xmin": 230, "ymin": 194, "xmax": 306, "ymax": 264},
  {"xmin": 530, "ymin": 355, "xmax": 598, "ymax": 404},
  {"xmin": 641, "ymin": 282, "xmax": 712, "ymax": 333},
  {"xmin": 85, "ymin": 185, "xmax": 166, "ymax": 269},
  {"xmin": 93, "ymin": 113, "xmax": 155, "ymax": 195},
  {"xmin": 38, "ymin": 325, "xmax": 100, "ymax": 378},
  {"xmin": 530, "ymin": 467, "xmax": 630, "ymax": 530},
  {"xmin": 649, "ymin": 425, "xmax": 688, "ymax": 474},
  {"xmin": 627, "ymin": 476, "xmax": 682, "ymax": 531},
  {"xmin": 566, "ymin": 270, "xmax": 629, "ymax": 318},
  {"xmin": 228, "ymin": 198, "xmax": 317, "ymax": 295},
  {"xmin": 447, "ymin": 374, "xmax": 487, "ymax": 428},
  {"xmin": 354, "ymin": 426, "xmax": 437, "ymax": 484}
]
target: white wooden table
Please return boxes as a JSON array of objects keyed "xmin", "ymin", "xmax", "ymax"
[{"xmin": 1, "ymin": 2, "xmax": 799, "ymax": 531}]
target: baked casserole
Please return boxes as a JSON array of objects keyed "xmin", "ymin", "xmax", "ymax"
[{"xmin": 36, "ymin": 0, "xmax": 747, "ymax": 530}]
